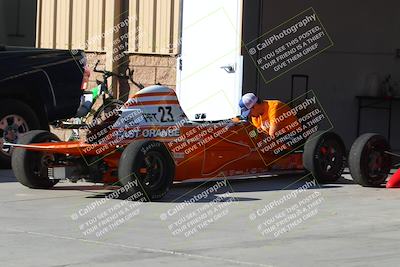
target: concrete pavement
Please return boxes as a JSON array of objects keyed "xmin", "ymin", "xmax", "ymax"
[{"xmin": 0, "ymin": 169, "xmax": 399, "ymax": 267}]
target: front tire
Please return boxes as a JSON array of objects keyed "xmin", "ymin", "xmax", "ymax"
[
  {"xmin": 12, "ymin": 130, "xmax": 60, "ymax": 189},
  {"xmin": 348, "ymin": 133, "xmax": 391, "ymax": 187},
  {"xmin": 118, "ymin": 140, "xmax": 175, "ymax": 201},
  {"xmin": 303, "ymin": 131, "xmax": 346, "ymax": 183}
]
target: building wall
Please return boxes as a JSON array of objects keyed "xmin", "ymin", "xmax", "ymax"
[
  {"xmin": 0, "ymin": 0, "xmax": 37, "ymax": 46},
  {"xmin": 36, "ymin": 0, "xmax": 180, "ymax": 140},
  {"xmin": 36, "ymin": 0, "xmax": 181, "ymax": 97},
  {"xmin": 243, "ymin": 0, "xmax": 400, "ymax": 149},
  {"xmin": 36, "ymin": 0, "xmax": 180, "ymax": 53},
  {"xmin": 129, "ymin": 54, "xmax": 177, "ymax": 89}
]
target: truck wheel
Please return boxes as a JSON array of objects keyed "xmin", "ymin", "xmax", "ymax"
[
  {"xmin": 0, "ymin": 100, "xmax": 41, "ymax": 168},
  {"xmin": 118, "ymin": 140, "xmax": 175, "ymax": 201},
  {"xmin": 12, "ymin": 130, "xmax": 60, "ymax": 189},
  {"xmin": 348, "ymin": 133, "xmax": 391, "ymax": 187},
  {"xmin": 303, "ymin": 131, "xmax": 346, "ymax": 183}
]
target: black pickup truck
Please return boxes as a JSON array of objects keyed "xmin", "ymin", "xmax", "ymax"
[{"xmin": 0, "ymin": 46, "xmax": 87, "ymax": 167}]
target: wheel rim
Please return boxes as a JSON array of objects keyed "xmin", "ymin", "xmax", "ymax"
[
  {"xmin": 0, "ymin": 114, "xmax": 29, "ymax": 156},
  {"xmin": 138, "ymin": 151, "xmax": 165, "ymax": 190},
  {"xmin": 364, "ymin": 139, "xmax": 391, "ymax": 179},
  {"xmin": 33, "ymin": 152, "xmax": 55, "ymax": 178},
  {"xmin": 317, "ymin": 139, "xmax": 343, "ymax": 176}
]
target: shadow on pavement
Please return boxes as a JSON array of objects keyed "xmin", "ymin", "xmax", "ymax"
[
  {"xmin": 161, "ymin": 174, "xmax": 343, "ymax": 203},
  {"xmin": 1, "ymin": 168, "xmax": 356, "ymax": 202},
  {"xmin": 54, "ymin": 185, "xmax": 120, "ymax": 191},
  {"xmin": 0, "ymin": 169, "xmax": 16, "ymax": 183},
  {"xmin": 78, "ymin": 173, "xmax": 347, "ymax": 203}
]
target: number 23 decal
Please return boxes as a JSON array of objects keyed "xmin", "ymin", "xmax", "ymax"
[{"xmin": 158, "ymin": 106, "xmax": 174, "ymax": 122}]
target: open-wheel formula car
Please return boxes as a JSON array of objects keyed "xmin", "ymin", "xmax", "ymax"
[{"xmin": 8, "ymin": 86, "xmax": 347, "ymax": 200}]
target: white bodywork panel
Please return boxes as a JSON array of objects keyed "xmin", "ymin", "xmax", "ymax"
[{"xmin": 116, "ymin": 85, "xmax": 188, "ymax": 127}]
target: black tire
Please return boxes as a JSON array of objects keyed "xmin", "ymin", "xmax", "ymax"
[
  {"xmin": 118, "ymin": 140, "xmax": 175, "ymax": 201},
  {"xmin": 0, "ymin": 99, "xmax": 41, "ymax": 168},
  {"xmin": 348, "ymin": 133, "xmax": 391, "ymax": 187},
  {"xmin": 12, "ymin": 130, "xmax": 60, "ymax": 189},
  {"xmin": 303, "ymin": 131, "xmax": 346, "ymax": 183}
]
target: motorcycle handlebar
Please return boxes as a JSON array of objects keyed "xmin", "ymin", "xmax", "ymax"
[{"xmin": 93, "ymin": 60, "xmax": 145, "ymax": 89}]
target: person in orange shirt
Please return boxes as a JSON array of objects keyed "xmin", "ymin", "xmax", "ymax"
[{"xmin": 238, "ymin": 93, "xmax": 300, "ymax": 138}]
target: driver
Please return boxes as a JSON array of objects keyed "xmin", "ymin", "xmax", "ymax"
[{"xmin": 238, "ymin": 93, "xmax": 300, "ymax": 138}]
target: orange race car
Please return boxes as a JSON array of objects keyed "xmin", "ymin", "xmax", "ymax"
[{"xmin": 8, "ymin": 86, "xmax": 346, "ymax": 200}]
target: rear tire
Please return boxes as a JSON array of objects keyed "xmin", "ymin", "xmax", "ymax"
[
  {"xmin": 348, "ymin": 133, "xmax": 391, "ymax": 187},
  {"xmin": 118, "ymin": 140, "xmax": 174, "ymax": 201},
  {"xmin": 12, "ymin": 130, "xmax": 60, "ymax": 189},
  {"xmin": 0, "ymin": 100, "xmax": 41, "ymax": 168},
  {"xmin": 303, "ymin": 131, "xmax": 346, "ymax": 183}
]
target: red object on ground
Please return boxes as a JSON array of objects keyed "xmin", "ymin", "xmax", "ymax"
[{"xmin": 386, "ymin": 168, "xmax": 400, "ymax": 188}]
